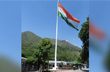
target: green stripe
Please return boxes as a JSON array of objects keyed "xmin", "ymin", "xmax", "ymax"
[{"xmin": 58, "ymin": 11, "xmax": 78, "ymax": 31}]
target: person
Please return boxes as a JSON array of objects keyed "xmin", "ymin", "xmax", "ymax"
[{"xmin": 73, "ymin": 65, "xmax": 75, "ymax": 70}]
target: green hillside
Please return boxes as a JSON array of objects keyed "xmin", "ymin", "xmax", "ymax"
[
  {"xmin": 22, "ymin": 31, "xmax": 82, "ymax": 61},
  {"xmin": 50, "ymin": 39, "xmax": 81, "ymax": 51},
  {"xmin": 22, "ymin": 31, "xmax": 42, "ymax": 48}
]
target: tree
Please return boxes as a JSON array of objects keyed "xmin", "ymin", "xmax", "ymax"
[
  {"xmin": 25, "ymin": 56, "xmax": 36, "ymax": 63},
  {"xmin": 76, "ymin": 55, "xmax": 83, "ymax": 63},
  {"xmin": 22, "ymin": 48, "xmax": 35, "ymax": 58},
  {"xmin": 49, "ymin": 63, "xmax": 51, "ymax": 66},
  {"xmin": 60, "ymin": 62, "xmax": 63, "ymax": 69},
  {"xmin": 34, "ymin": 38, "xmax": 53, "ymax": 70},
  {"xmin": 71, "ymin": 63, "xmax": 75, "ymax": 66},
  {"xmin": 25, "ymin": 56, "xmax": 38, "ymax": 71},
  {"xmin": 74, "ymin": 63, "xmax": 79, "ymax": 69},
  {"xmin": 67, "ymin": 63, "xmax": 69, "ymax": 65},
  {"xmin": 22, "ymin": 50, "xmax": 25, "ymax": 57},
  {"xmin": 78, "ymin": 16, "xmax": 89, "ymax": 64}
]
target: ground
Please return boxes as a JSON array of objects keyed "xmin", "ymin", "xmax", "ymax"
[
  {"xmin": 53, "ymin": 70, "xmax": 89, "ymax": 72},
  {"xmin": 28, "ymin": 70, "xmax": 89, "ymax": 72}
]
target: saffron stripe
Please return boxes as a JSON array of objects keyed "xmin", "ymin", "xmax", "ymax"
[{"xmin": 58, "ymin": 2, "xmax": 80, "ymax": 23}]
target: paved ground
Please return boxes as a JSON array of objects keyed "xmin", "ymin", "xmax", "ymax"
[
  {"xmin": 52, "ymin": 70, "xmax": 89, "ymax": 72},
  {"xmin": 28, "ymin": 69, "xmax": 89, "ymax": 72}
]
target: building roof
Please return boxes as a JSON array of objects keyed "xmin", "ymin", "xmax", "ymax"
[
  {"xmin": 21, "ymin": 57, "xmax": 78, "ymax": 65},
  {"xmin": 21, "ymin": 57, "xmax": 27, "ymax": 60},
  {"xmin": 48, "ymin": 60, "xmax": 78, "ymax": 65}
]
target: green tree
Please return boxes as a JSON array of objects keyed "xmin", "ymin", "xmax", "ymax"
[
  {"xmin": 71, "ymin": 63, "xmax": 74, "ymax": 66},
  {"xmin": 22, "ymin": 50, "xmax": 25, "ymax": 57},
  {"xmin": 49, "ymin": 63, "xmax": 51, "ymax": 66},
  {"xmin": 25, "ymin": 56, "xmax": 36, "ymax": 63},
  {"xmin": 25, "ymin": 56, "xmax": 38, "ymax": 70},
  {"xmin": 22, "ymin": 48, "xmax": 35, "ymax": 58},
  {"xmin": 67, "ymin": 63, "xmax": 69, "ymax": 65},
  {"xmin": 74, "ymin": 63, "xmax": 78, "ymax": 69},
  {"xmin": 76, "ymin": 55, "xmax": 83, "ymax": 63},
  {"xmin": 34, "ymin": 38, "xmax": 53, "ymax": 70},
  {"xmin": 78, "ymin": 16, "xmax": 89, "ymax": 64}
]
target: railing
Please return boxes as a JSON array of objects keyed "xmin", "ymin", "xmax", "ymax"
[
  {"xmin": 48, "ymin": 66, "xmax": 79, "ymax": 70},
  {"xmin": 22, "ymin": 65, "xmax": 83, "ymax": 72}
]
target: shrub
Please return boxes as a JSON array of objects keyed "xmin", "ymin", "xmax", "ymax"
[{"xmin": 67, "ymin": 63, "xmax": 69, "ymax": 65}]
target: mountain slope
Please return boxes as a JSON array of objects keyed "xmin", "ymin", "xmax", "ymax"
[
  {"xmin": 22, "ymin": 31, "xmax": 42, "ymax": 48},
  {"xmin": 50, "ymin": 39, "xmax": 81, "ymax": 51},
  {"xmin": 22, "ymin": 31, "xmax": 82, "ymax": 61}
]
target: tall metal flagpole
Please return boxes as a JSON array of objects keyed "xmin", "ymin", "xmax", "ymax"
[{"xmin": 54, "ymin": 0, "xmax": 59, "ymax": 69}]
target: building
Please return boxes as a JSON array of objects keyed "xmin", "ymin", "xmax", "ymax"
[{"xmin": 21, "ymin": 57, "xmax": 88, "ymax": 70}]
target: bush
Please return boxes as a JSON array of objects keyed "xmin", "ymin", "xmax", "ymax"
[
  {"xmin": 71, "ymin": 63, "xmax": 75, "ymax": 66},
  {"xmin": 25, "ymin": 56, "xmax": 38, "ymax": 63},
  {"xmin": 60, "ymin": 62, "xmax": 63, "ymax": 66},
  {"xmin": 67, "ymin": 63, "xmax": 69, "ymax": 65},
  {"xmin": 49, "ymin": 63, "xmax": 51, "ymax": 66},
  {"xmin": 74, "ymin": 63, "xmax": 78, "ymax": 65}
]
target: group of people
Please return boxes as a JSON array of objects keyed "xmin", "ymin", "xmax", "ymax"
[{"xmin": 73, "ymin": 65, "xmax": 76, "ymax": 70}]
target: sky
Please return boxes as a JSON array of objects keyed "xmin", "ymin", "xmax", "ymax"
[
  {"xmin": 1, "ymin": 1, "xmax": 110, "ymax": 72},
  {"xmin": 0, "ymin": 0, "xmax": 89, "ymax": 68},
  {"xmin": 0, "ymin": 0, "xmax": 89, "ymax": 69},
  {"xmin": 0, "ymin": 1, "xmax": 21, "ymax": 66},
  {"xmin": 21, "ymin": 1, "xmax": 89, "ymax": 48}
]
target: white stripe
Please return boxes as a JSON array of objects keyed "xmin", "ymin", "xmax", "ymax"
[
  {"xmin": 67, "ymin": 18, "xmax": 79, "ymax": 28},
  {"xmin": 58, "ymin": 6, "xmax": 67, "ymax": 18}
]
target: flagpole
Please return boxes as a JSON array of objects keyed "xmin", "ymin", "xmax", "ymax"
[{"xmin": 54, "ymin": 0, "xmax": 59, "ymax": 70}]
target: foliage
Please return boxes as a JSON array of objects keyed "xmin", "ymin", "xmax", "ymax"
[
  {"xmin": 34, "ymin": 38, "xmax": 53, "ymax": 69},
  {"xmin": 34, "ymin": 38, "xmax": 53, "ymax": 60},
  {"xmin": 49, "ymin": 45, "xmax": 81, "ymax": 61},
  {"xmin": 51, "ymin": 39, "xmax": 81, "ymax": 51},
  {"xmin": 22, "ymin": 31, "xmax": 82, "ymax": 61},
  {"xmin": 67, "ymin": 63, "xmax": 69, "ymax": 65},
  {"xmin": 22, "ymin": 50, "xmax": 25, "ymax": 57},
  {"xmin": 22, "ymin": 31, "xmax": 42, "ymax": 47},
  {"xmin": 74, "ymin": 63, "xmax": 78, "ymax": 65},
  {"xmin": 71, "ymin": 63, "xmax": 74, "ymax": 66},
  {"xmin": 22, "ymin": 48, "xmax": 35, "ymax": 58},
  {"xmin": 49, "ymin": 63, "xmax": 51, "ymax": 66},
  {"xmin": 75, "ymin": 55, "xmax": 83, "ymax": 63},
  {"xmin": 42, "ymin": 60, "xmax": 48, "ymax": 64},
  {"xmin": 81, "ymin": 64, "xmax": 83, "ymax": 66},
  {"xmin": 60, "ymin": 62, "xmax": 63, "ymax": 66},
  {"xmin": 78, "ymin": 16, "xmax": 89, "ymax": 63},
  {"xmin": 74, "ymin": 63, "xmax": 78, "ymax": 68},
  {"xmin": 25, "ymin": 56, "xmax": 37, "ymax": 63}
]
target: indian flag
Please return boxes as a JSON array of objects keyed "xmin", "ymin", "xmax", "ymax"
[{"xmin": 58, "ymin": 2, "xmax": 80, "ymax": 31}]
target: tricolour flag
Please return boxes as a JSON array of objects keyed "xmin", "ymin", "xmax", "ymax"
[{"xmin": 58, "ymin": 2, "xmax": 80, "ymax": 31}]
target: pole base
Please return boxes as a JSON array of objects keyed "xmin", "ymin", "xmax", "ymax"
[{"xmin": 52, "ymin": 66, "xmax": 58, "ymax": 70}]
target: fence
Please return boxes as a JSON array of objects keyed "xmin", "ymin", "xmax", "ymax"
[{"xmin": 22, "ymin": 64, "xmax": 83, "ymax": 72}]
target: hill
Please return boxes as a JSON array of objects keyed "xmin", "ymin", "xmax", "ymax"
[
  {"xmin": 22, "ymin": 31, "xmax": 82, "ymax": 61},
  {"xmin": 50, "ymin": 39, "xmax": 81, "ymax": 51}
]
